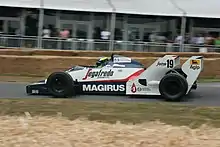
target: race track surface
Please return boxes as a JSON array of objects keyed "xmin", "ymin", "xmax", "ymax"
[{"xmin": 0, "ymin": 82, "xmax": 220, "ymax": 106}]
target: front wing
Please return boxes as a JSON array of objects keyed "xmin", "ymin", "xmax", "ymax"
[{"xmin": 26, "ymin": 81, "xmax": 50, "ymax": 95}]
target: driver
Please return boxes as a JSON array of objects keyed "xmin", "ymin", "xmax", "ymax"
[{"xmin": 96, "ymin": 57, "xmax": 110, "ymax": 67}]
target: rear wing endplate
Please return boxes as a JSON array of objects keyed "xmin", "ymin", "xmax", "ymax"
[{"xmin": 181, "ymin": 56, "xmax": 204, "ymax": 93}]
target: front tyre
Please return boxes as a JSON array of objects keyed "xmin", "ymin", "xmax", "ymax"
[
  {"xmin": 46, "ymin": 72, "xmax": 75, "ymax": 98},
  {"xmin": 159, "ymin": 73, "xmax": 188, "ymax": 101}
]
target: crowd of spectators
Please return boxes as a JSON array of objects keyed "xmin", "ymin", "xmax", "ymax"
[
  {"xmin": 144, "ymin": 31, "xmax": 220, "ymax": 52},
  {"xmin": 147, "ymin": 31, "xmax": 220, "ymax": 47},
  {"xmin": 0, "ymin": 23, "xmax": 220, "ymax": 52},
  {"xmin": 36, "ymin": 24, "xmax": 220, "ymax": 48}
]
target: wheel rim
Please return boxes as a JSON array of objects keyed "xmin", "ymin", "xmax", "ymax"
[
  {"xmin": 163, "ymin": 79, "xmax": 182, "ymax": 96},
  {"xmin": 50, "ymin": 76, "xmax": 67, "ymax": 93}
]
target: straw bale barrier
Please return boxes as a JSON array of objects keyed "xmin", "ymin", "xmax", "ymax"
[
  {"xmin": 0, "ymin": 49, "xmax": 219, "ymax": 78},
  {"xmin": 0, "ymin": 55, "xmax": 218, "ymax": 78},
  {"xmin": 1, "ymin": 48, "xmax": 220, "ymax": 58},
  {"xmin": 1, "ymin": 115, "xmax": 220, "ymax": 147}
]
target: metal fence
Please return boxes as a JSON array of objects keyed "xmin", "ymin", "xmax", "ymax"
[{"xmin": 0, "ymin": 35, "xmax": 220, "ymax": 52}]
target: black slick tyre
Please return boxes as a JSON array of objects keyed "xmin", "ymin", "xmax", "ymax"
[
  {"xmin": 46, "ymin": 72, "xmax": 75, "ymax": 98},
  {"xmin": 159, "ymin": 73, "xmax": 188, "ymax": 101}
]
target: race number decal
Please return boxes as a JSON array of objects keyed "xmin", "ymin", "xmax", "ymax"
[
  {"xmin": 166, "ymin": 59, "xmax": 174, "ymax": 68},
  {"xmin": 156, "ymin": 59, "xmax": 174, "ymax": 68}
]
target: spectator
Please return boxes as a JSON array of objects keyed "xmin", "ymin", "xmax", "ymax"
[
  {"xmin": 59, "ymin": 29, "xmax": 70, "ymax": 39},
  {"xmin": 152, "ymin": 32, "xmax": 166, "ymax": 43},
  {"xmin": 51, "ymin": 28, "xmax": 59, "ymax": 38},
  {"xmin": 205, "ymin": 33, "xmax": 214, "ymax": 45},
  {"xmin": 184, "ymin": 33, "xmax": 191, "ymax": 44},
  {"xmin": 214, "ymin": 37, "xmax": 220, "ymax": 52},
  {"xmin": 59, "ymin": 29, "xmax": 70, "ymax": 50},
  {"xmin": 149, "ymin": 32, "xmax": 157, "ymax": 42},
  {"xmin": 174, "ymin": 34, "xmax": 183, "ymax": 45},
  {"xmin": 174, "ymin": 34, "xmax": 185, "ymax": 52},
  {"xmin": 165, "ymin": 31, "xmax": 174, "ymax": 43},
  {"xmin": 42, "ymin": 26, "xmax": 52, "ymax": 49},
  {"xmin": 42, "ymin": 26, "xmax": 51, "ymax": 38},
  {"xmin": 195, "ymin": 33, "xmax": 205, "ymax": 46},
  {"xmin": 174, "ymin": 34, "xmax": 186, "ymax": 51},
  {"xmin": 101, "ymin": 29, "xmax": 110, "ymax": 40}
]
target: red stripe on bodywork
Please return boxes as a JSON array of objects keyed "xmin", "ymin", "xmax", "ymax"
[{"xmin": 93, "ymin": 69, "xmax": 145, "ymax": 82}]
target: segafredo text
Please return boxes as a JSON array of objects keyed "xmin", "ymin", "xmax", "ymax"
[{"xmin": 83, "ymin": 69, "xmax": 114, "ymax": 80}]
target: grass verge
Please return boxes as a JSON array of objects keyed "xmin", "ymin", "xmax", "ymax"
[
  {"xmin": 198, "ymin": 77, "xmax": 220, "ymax": 83},
  {"xmin": 1, "ymin": 98, "xmax": 220, "ymax": 128}
]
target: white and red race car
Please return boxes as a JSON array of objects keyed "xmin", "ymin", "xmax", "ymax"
[{"xmin": 26, "ymin": 54, "xmax": 203, "ymax": 101}]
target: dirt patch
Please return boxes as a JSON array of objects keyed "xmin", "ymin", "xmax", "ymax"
[
  {"xmin": 0, "ymin": 55, "xmax": 219, "ymax": 78},
  {"xmin": 1, "ymin": 115, "xmax": 220, "ymax": 147},
  {"xmin": 0, "ymin": 76, "xmax": 44, "ymax": 82},
  {"xmin": 1, "ymin": 49, "xmax": 220, "ymax": 58}
]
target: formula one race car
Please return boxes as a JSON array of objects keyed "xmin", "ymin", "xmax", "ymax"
[{"xmin": 26, "ymin": 54, "xmax": 204, "ymax": 101}]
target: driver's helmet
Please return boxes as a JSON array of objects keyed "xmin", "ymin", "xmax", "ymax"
[{"xmin": 96, "ymin": 57, "xmax": 109, "ymax": 67}]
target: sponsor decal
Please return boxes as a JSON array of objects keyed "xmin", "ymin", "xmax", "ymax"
[
  {"xmin": 131, "ymin": 83, "xmax": 137, "ymax": 93},
  {"xmin": 156, "ymin": 61, "xmax": 166, "ymax": 66},
  {"xmin": 156, "ymin": 59, "xmax": 174, "ymax": 68},
  {"xmin": 190, "ymin": 59, "xmax": 200, "ymax": 65},
  {"xmin": 131, "ymin": 83, "xmax": 150, "ymax": 93},
  {"xmin": 31, "ymin": 90, "xmax": 39, "ymax": 94},
  {"xmin": 137, "ymin": 87, "xmax": 151, "ymax": 92},
  {"xmin": 113, "ymin": 64, "xmax": 125, "ymax": 67},
  {"xmin": 114, "ymin": 57, "xmax": 131, "ymax": 63},
  {"xmin": 83, "ymin": 69, "xmax": 114, "ymax": 80},
  {"xmin": 82, "ymin": 84, "xmax": 125, "ymax": 92},
  {"xmin": 190, "ymin": 59, "xmax": 200, "ymax": 70}
]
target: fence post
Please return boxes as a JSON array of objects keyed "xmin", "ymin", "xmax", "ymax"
[
  {"xmin": 109, "ymin": 12, "xmax": 116, "ymax": 51},
  {"xmin": 169, "ymin": 0, "xmax": 187, "ymax": 52},
  {"xmin": 37, "ymin": 0, "xmax": 44, "ymax": 49},
  {"xmin": 107, "ymin": 0, "xmax": 116, "ymax": 51},
  {"xmin": 180, "ymin": 13, "xmax": 186, "ymax": 52}
]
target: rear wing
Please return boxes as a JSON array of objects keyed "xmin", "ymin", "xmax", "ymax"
[{"xmin": 181, "ymin": 56, "xmax": 204, "ymax": 93}]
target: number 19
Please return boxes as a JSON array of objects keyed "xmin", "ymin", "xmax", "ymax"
[{"xmin": 167, "ymin": 59, "xmax": 174, "ymax": 68}]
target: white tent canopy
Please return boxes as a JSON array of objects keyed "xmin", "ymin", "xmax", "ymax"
[{"xmin": 0, "ymin": 0, "xmax": 220, "ymax": 18}]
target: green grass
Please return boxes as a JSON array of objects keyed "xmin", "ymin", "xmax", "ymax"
[
  {"xmin": 1, "ymin": 98, "xmax": 220, "ymax": 128},
  {"xmin": 198, "ymin": 77, "xmax": 220, "ymax": 83}
]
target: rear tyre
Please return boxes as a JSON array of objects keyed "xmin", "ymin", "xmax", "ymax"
[
  {"xmin": 46, "ymin": 72, "xmax": 75, "ymax": 98},
  {"xmin": 159, "ymin": 73, "xmax": 188, "ymax": 101}
]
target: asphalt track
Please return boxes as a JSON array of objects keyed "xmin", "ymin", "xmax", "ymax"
[{"xmin": 0, "ymin": 82, "xmax": 220, "ymax": 106}]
